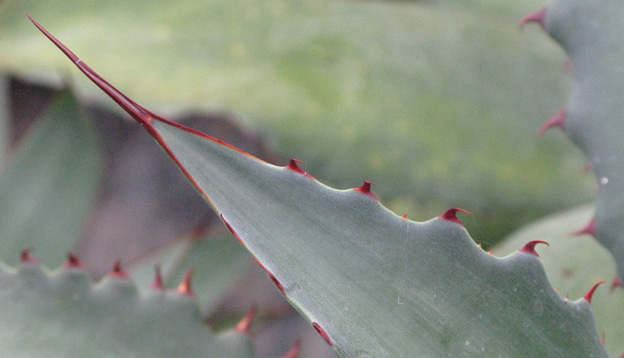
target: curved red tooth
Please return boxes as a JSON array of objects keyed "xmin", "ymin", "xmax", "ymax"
[
  {"xmin": 520, "ymin": 7, "xmax": 547, "ymax": 30},
  {"xmin": 110, "ymin": 260, "xmax": 129, "ymax": 279},
  {"xmin": 439, "ymin": 208, "xmax": 471, "ymax": 226},
  {"xmin": 177, "ymin": 269, "xmax": 195, "ymax": 297},
  {"xmin": 286, "ymin": 158, "xmax": 315, "ymax": 179},
  {"xmin": 20, "ymin": 248, "xmax": 39, "ymax": 264},
  {"xmin": 312, "ymin": 322, "xmax": 333, "ymax": 346},
  {"xmin": 538, "ymin": 109, "xmax": 566, "ymax": 136},
  {"xmin": 64, "ymin": 253, "xmax": 83, "ymax": 268},
  {"xmin": 518, "ymin": 240, "xmax": 549, "ymax": 257},
  {"xmin": 235, "ymin": 305, "xmax": 258, "ymax": 335},
  {"xmin": 354, "ymin": 181, "xmax": 377, "ymax": 200},
  {"xmin": 571, "ymin": 218, "xmax": 596, "ymax": 238},
  {"xmin": 584, "ymin": 281, "xmax": 605, "ymax": 304},
  {"xmin": 280, "ymin": 340, "xmax": 302, "ymax": 358},
  {"xmin": 151, "ymin": 264, "xmax": 165, "ymax": 291}
]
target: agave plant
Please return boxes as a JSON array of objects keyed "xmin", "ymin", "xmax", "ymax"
[{"xmin": 0, "ymin": 0, "xmax": 623, "ymax": 356}]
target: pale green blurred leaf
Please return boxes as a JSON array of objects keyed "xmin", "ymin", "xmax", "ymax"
[
  {"xmin": 0, "ymin": 91, "xmax": 102, "ymax": 267},
  {"xmin": 0, "ymin": 0, "xmax": 594, "ymax": 245}
]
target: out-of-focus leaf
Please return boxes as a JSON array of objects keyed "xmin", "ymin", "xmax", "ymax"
[
  {"xmin": 0, "ymin": 91, "xmax": 102, "ymax": 267},
  {"xmin": 0, "ymin": 0, "xmax": 593, "ymax": 245},
  {"xmin": 495, "ymin": 205, "xmax": 624, "ymax": 358},
  {"xmin": 0, "ymin": 75, "xmax": 8, "ymax": 168},
  {"xmin": 128, "ymin": 226, "xmax": 253, "ymax": 314},
  {"xmin": 0, "ymin": 260, "xmax": 254, "ymax": 357}
]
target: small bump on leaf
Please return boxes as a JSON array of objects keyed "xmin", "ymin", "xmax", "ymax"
[
  {"xmin": 151, "ymin": 264, "xmax": 164, "ymax": 291},
  {"xmin": 110, "ymin": 260, "xmax": 129, "ymax": 279},
  {"xmin": 20, "ymin": 248, "xmax": 39, "ymax": 264},
  {"xmin": 254, "ymin": 258, "xmax": 286, "ymax": 295},
  {"xmin": 235, "ymin": 305, "xmax": 257, "ymax": 335},
  {"xmin": 538, "ymin": 109, "xmax": 566, "ymax": 136},
  {"xmin": 584, "ymin": 281, "xmax": 605, "ymax": 304},
  {"xmin": 564, "ymin": 59, "xmax": 572, "ymax": 72},
  {"xmin": 312, "ymin": 322, "xmax": 333, "ymax": 346},
  {"xmin": 177, "ymin": 269, "xmax": 195, "ymax": 297},
  {"xmin": 280, "ymin": 340, "xmax": 302, "ymax": 358},
  {"xmin": 610, "ymin": 277, "xmax": 622, "ymax": 293},
  {"xmin": 520, "ymin": 7, "xmax": 547, "ymax": 30},
  {"xmin": 221, "ymin": 214, "xmax": 246, "ymax": 247},
  {"xmin": 518, "ymin": 240, "xmax": 549, "ymax": 257},
  {"xmin": 64, "ymin": 253, "xmax": 83, "ymax": 268},
  {"xmin": 571, "ymin": 218, "xmax": 597, "ymax": 238}
]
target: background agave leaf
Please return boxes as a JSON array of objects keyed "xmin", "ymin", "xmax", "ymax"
[
  {"xmin": 128, "ymin": 227, "xmax": 254, "ymax": 315},
  {"xmin": 0, "ymin": 259, "xmax": 255, "ymax": 358},
  {"xmin": 0, "ymin": 0, "xmax": 594, "ymax": 246},
  {"xmin": 0, "ymin": 91, "xmax": 102, "ymax": 267}
]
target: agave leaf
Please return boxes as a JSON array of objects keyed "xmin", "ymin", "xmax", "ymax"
[
  {"xmin": 0, "ymin": 258, "xmax": 254, "ymax": 357},
  {"xmin": 496, "ymin": 205, "xmax": 624, "ymax": 357},
  {"xmin": 525, "ymin": 0, "xmax": 624, "ymax": 281},
  {"xmin": 29, "ymin": 17, "xmax": 607, "ymax": 357},
  {"xmin": 0, "ymin": 91, "xmax": 102, "ymax": 267}
]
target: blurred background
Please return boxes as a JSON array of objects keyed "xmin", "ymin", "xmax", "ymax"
[{"xmin": 0, "ymin": 0, "xmax": 595, "ymax": 356}]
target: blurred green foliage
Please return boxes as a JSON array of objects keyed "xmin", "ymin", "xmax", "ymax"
[{"xmin": 0, "ymin": 0, "xmax": 593, "ymax": 244}]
